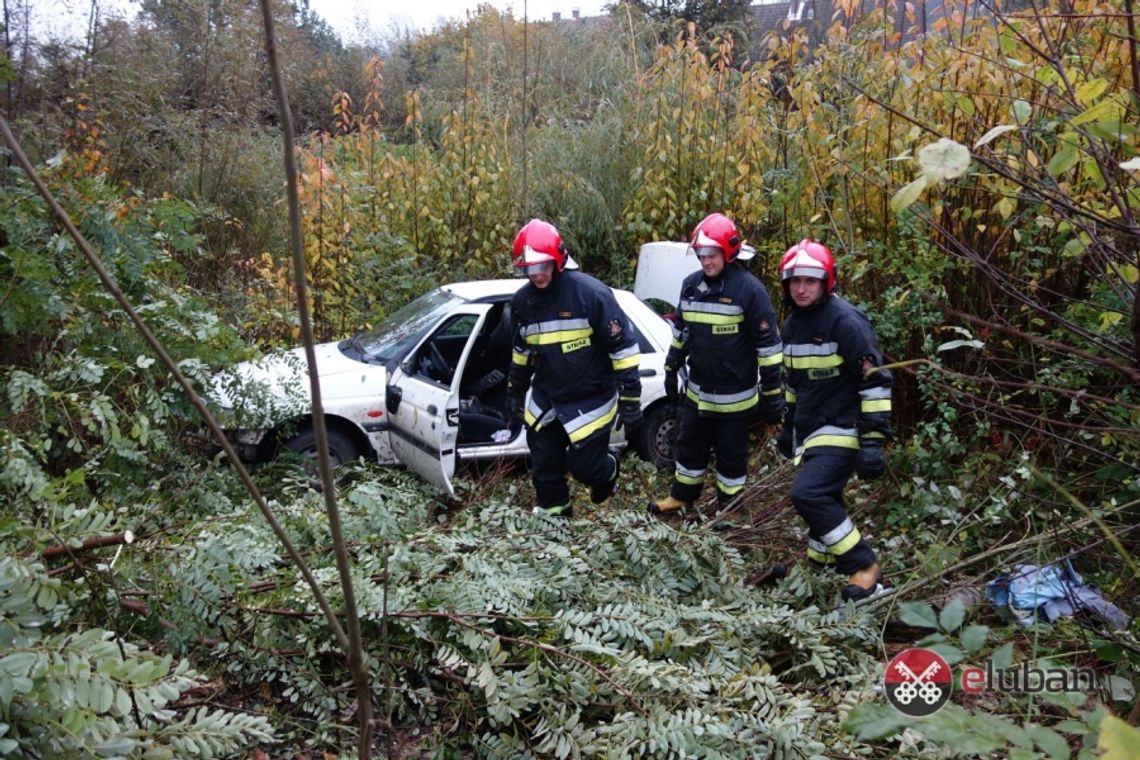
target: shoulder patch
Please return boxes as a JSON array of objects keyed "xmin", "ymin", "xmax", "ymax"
[{"xmin": 609, "ymin": 317, "xmax": 623, "ymax": 337}]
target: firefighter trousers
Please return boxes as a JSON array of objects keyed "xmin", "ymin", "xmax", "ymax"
[
  {"xmin": 670, "ymin": 401, "xmax": 749, "ymax": 504},
  {"xmin": 527, "ymin": 421, "xmax": 615, "ymax": 509},
  {"xmin": 790, "ymin": 446, "xmax": 876, "ymax": 575}
]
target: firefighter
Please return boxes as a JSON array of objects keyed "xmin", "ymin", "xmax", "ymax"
[
  {"xmin": 506, "ymin": 219, "xmax": 642, "ymax": 518},
  {"xmin": 648, "ymin": 213, "xmax": 784, "ymax": 515},
  {"xmin": 777, "ymin": 239, "xmax": 891, "ymax": 601}
]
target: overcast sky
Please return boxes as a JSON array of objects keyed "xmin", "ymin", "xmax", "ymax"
[
  {"xmin": 309, "ymin": 1, "xmax": 611, "ymax": 41},
  {"xmin": 36, "ymin": 0, "xmax": 612, "ymax": 44}
]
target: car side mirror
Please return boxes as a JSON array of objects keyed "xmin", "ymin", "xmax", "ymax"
[{"xmin": 386, "ymin": 384, "xmax": 402, "ymax": 414}]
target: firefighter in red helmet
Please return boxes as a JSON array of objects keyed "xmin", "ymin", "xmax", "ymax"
[
  {"xmin": 777, "ymin": 239, "xmax": 892, "ymax": 602},
  {"xmin": 648, "ymin": 213, "xmax": 784, "ymax": 515},
  {"xmin": 506, "ymin": 219, "xmax": 642, "ymax": 517}
]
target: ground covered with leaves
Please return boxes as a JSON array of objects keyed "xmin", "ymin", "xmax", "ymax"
[{"xmin": 9, "ymin": 426, "xmax": 1135, "ymax": 758}]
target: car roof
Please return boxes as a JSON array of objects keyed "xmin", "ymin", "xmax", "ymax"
[
  {"xmin": 440, "ymin": 277, "xmax": 646, "ymax": 304},
  {"xmin": 441, "ymin": 279, "xmax": 525, "ymax": 301}
]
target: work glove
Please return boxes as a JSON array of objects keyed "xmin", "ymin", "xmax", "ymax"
[
  {"xmin": 856, "ymin": 438, "xmax": 887, "ymax": 480},
  {"xmin": 664, "ymin": 370, "xmax": 679, "ymax": 401},
  {"xmin": 506, "ymin": 391, "xmax": 525, "ymax": 427},
  {"xmin": 776, "ymin": 425, "xmax": 794, "ymax": 461},
  {"xmin": 759, "ymin": 392, "xmax": 785, "ymax": 425},
  {"xmin": 619, "ymin": 399, "xmax": 643, "ymax": 441}
]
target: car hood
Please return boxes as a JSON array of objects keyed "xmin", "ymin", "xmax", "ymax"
[{"xmin": 209, "ymin": 342, "xmax": 387, "ymax": 428}]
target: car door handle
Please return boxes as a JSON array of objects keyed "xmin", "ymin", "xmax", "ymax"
[{"xmin": 427, "ymin": 404, "xmax": 438, "ymax": 415}]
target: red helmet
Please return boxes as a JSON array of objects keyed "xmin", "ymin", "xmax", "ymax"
[
  {"xmin": 512, "ymin": 219, "xmax": 568, "ymax": 272},
  {"xmin": 779, "ymin": 239, "xmax": 836, "ymax": 294},
  {"xmin": 690, "ymin": 213, "xmax": 743, "ymax": 262}
]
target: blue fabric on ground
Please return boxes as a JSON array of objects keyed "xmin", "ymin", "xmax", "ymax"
[{"xmin": 985, "ymin": 561, "xmax": 1131, "ymax": 629}]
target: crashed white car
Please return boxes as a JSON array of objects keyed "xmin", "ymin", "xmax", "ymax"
[{"xmin": 210, "ymin": 279, "xmax": 678, "ymax": 496}]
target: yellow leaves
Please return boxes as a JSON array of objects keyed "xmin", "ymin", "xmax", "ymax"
[
  {"xmin": 994, "ymin": 197, "xmax": 1015, "ymax": 220},
  {"xmin": 891, "ymin": 176, "xmax": 928, "ymax": 214},
  {"xmin": 1097, "ymin": 310, "xmax": 1123, "ymax": 333},
  {"xmin": 1071, "ymin": 95, "xmax": 1125, "ymax": 127},
  {"xmin": 1098, "ymin": 716, "xmax": 1140, "ymax": 760},
  {"xmin": 1111, "ymin": 263, "xmax": 1138, "ymax": 285},
  {"xmin": 1075, "ymin": 78, "xmax": 1108, "ymax": 106},
  {"xmin": 890, "ymin": 138, "xmax": 970, "ymax": 214},
  {"xmin": 973, "ymin": 125, "xmax": 1018, "ymax": 149}
]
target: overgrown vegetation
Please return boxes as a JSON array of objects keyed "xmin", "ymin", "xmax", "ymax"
[{"xmin": 1, "ymin": 0, "xmax": 1137, "ymax": 756}]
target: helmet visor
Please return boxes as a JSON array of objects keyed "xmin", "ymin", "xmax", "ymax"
[
  {"xmin": 780, "ymin": 265, "xmax": 827, "ymax": 281},
  {"xmin": 691, "ymin": 245, "xmax": 723, "ymax": 259},
  {"xmin": 519, "ymin": 260, "xmax": 555, "ymax": 276}
]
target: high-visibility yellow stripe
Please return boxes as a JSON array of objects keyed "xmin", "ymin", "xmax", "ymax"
[
  {"xmin": 685, "ymin": 388, "xmax": 758, "ymax": 414},
  {"xmin": 612, "ymin": 355, "xmax": 640, "ymax": 371},
  {"xmin": 675, "ymin": 471, "xmax": 704, "ymax": 485},
  {"xmin": 685, "ymin": 312, "xmax": 744, "ymax": 326},
  {"xmin": 861, "ymin": 399, "xmax": 892, "ymax": 413},
  {"xmin": 512, "ymin": 351, "xmax": 529, "ymax": 366},
  {"xmin": 785, "ymin": 354, "xmax": 842, "ymax": 370},
  {"xmin": 829, "ymin": 527, "xmax": 862, "ymax": 556},
  {"xmin": 526, "ymin": 328, "xmax": 592, "ymax": 345},
  {"xmin": 760, "ymin": 387, "xmax": 782, "ymax": 397},
  {"xmin": 785, "ymin": 389, "xmax": 796, "ymax": 403},
  {"xmin": 671, "ymin": 338, "xmax": 685, "ymax": 349},
  {"xmin": 716, "ymin": 482, "xmax": 745, "ymax": 496},
  {"xmin": 804, "ymin": 434, "xmax": 860, "ymax": 450},
  {"xmin": 758, "ymin": 353, "xmax": 784, "ymax": 367},
  {"xmin": 807, "ymin": 548, "xmax": 834, "ymax": 564},
  {"xmin": 567, "ymin": 404, "xmax": 617, "ymax": 443}
]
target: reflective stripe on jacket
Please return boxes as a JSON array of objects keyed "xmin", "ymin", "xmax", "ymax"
[
  {"xmin": 665, "ymin": 264, "xmax": 782, "ymax": 417},
  {"xmin": 508, "ymin": 271, "xmax": 641, "ymax": 445},
  {"xmin": 781, "ymin": 294, "xmax": 892, "ymax": 457}
]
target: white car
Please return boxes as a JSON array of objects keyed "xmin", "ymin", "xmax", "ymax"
[{"xmin": 210, "ymin": 279, "xmax": 678, "ymax": 496}]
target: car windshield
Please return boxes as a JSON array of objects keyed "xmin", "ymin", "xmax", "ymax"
[{"xmin": 355, "ymin": 288, "xmax": 466, "ymax": 363}]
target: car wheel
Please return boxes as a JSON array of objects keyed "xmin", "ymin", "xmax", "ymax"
[
  {"xmin": 285, "ymin": 426, "xmax": 362, "ymax": 468},
  {"xmin": 637, "ymin": 403, "xmax": 676, "ymax": 471}
]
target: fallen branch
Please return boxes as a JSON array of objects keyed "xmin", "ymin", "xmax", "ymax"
[{"xmin": 41, "ymin": 530, "xmax": 135, "ymax": 560}]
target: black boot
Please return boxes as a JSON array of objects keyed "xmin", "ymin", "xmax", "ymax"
[
  {"xmin": 841, "ymin": 563, "xmax": 889, "ymax": 602},
  {"xmin": 590, "ymin": 448, "xmax": 621, "ymax": 504},
  {"xmin": 744, "ymin": 562, "xmax": 788, "ymax": 587}
]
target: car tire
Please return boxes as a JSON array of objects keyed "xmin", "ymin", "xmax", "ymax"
[
  {"xmin": 636, "ymin": 403, "xmax": 676, "ymax": 471},
  {"xmin": 285, "ymin": 426, "xmax": 362, "ymax": 468}
]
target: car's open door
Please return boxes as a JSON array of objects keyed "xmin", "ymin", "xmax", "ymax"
[{"xmin": 384, "ymin": 304, "xmax": 493, "ymax": 497}]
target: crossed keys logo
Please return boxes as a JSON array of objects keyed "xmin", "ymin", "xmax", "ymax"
[{"xmin": 884, "ymin": 648, "xmax": 952, "ymax": 717}]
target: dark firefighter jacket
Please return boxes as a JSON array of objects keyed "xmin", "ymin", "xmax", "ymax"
[
  {"xmin": 665, "ymin": 264, "xmax": 783, "ymax": 416},
  {"xmin": 508, "ymin": 271, "xmax": 642, "ymax": 446},
  {"xmin": 781, "ymin": 294, "xmax": 892, "ymax": 460}
]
